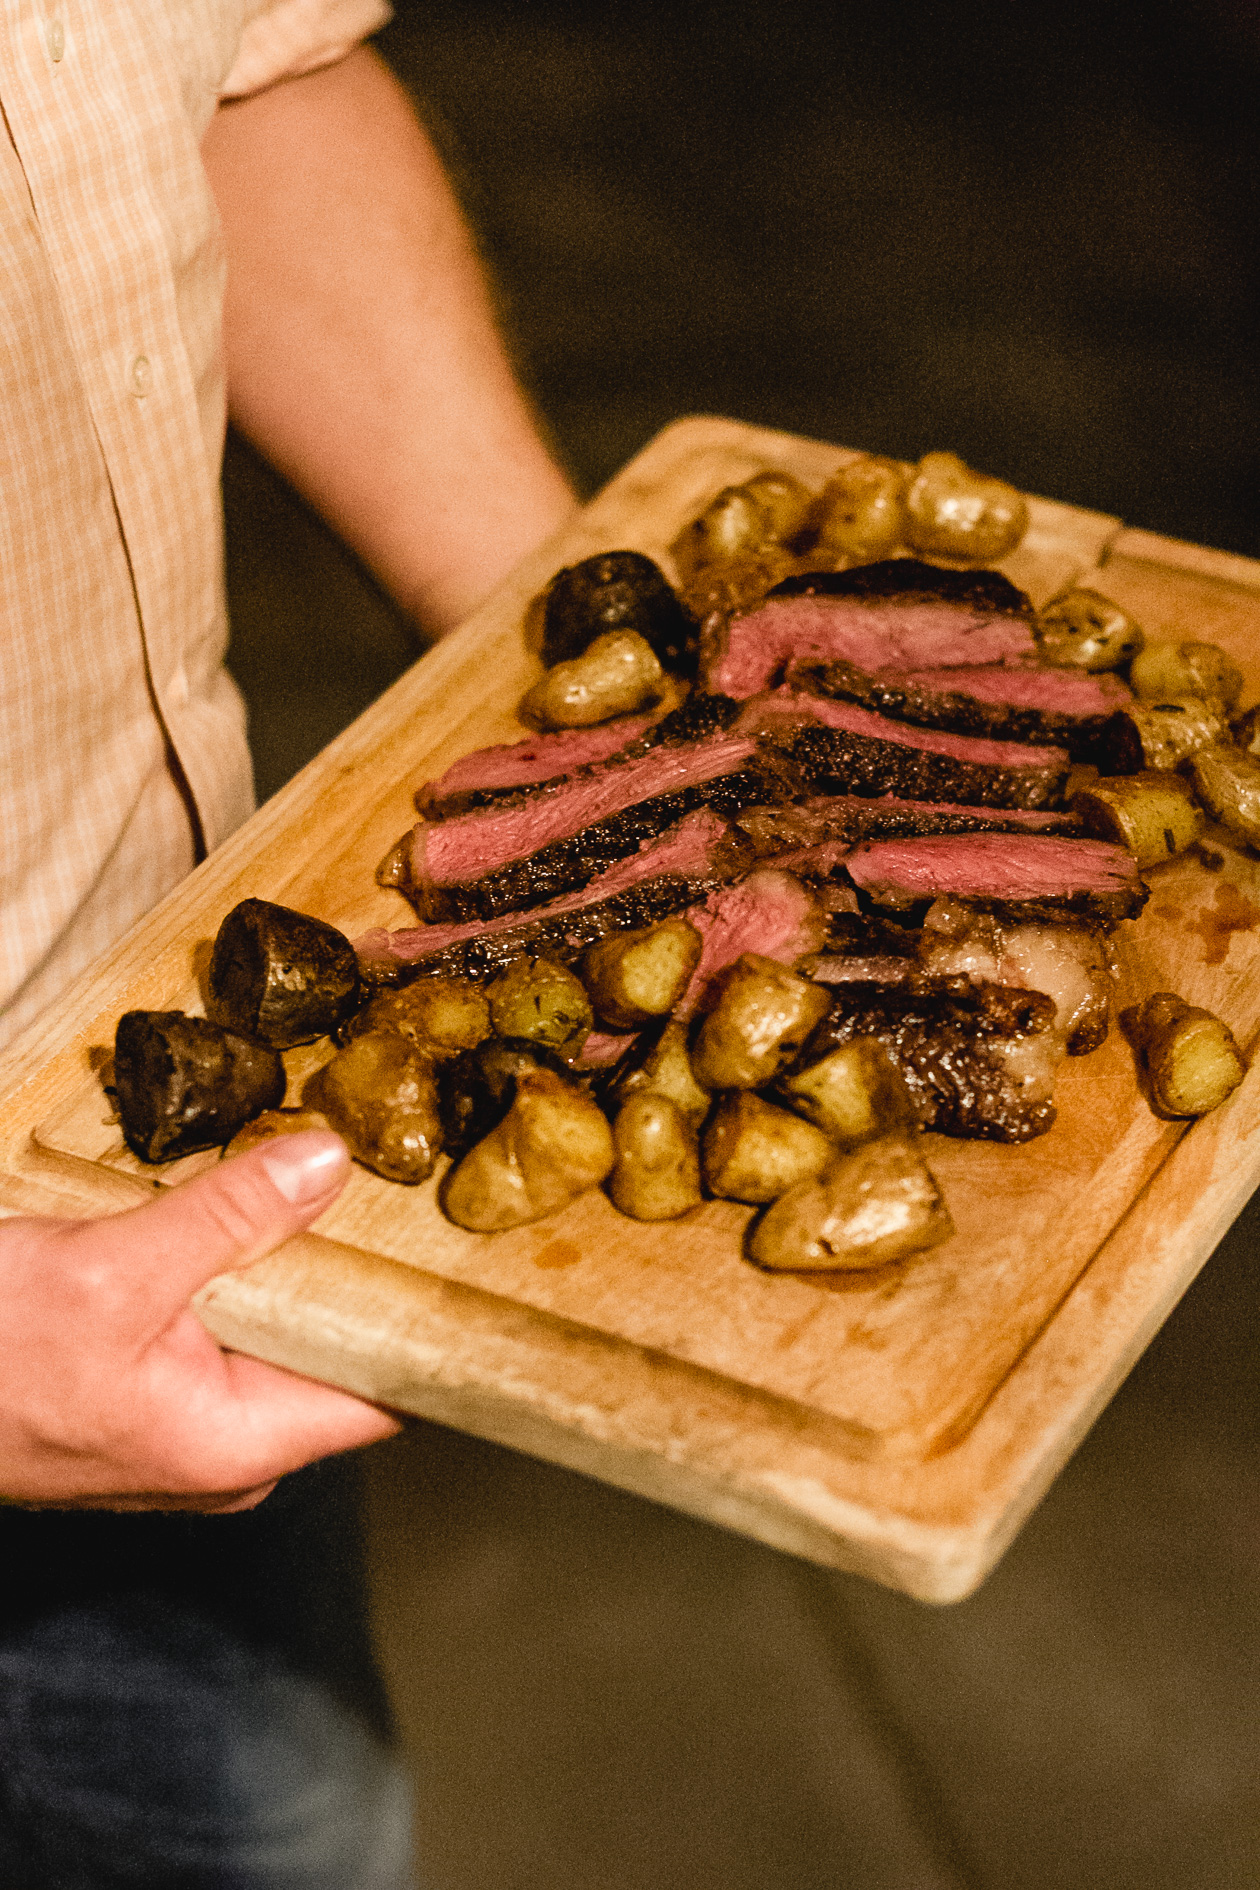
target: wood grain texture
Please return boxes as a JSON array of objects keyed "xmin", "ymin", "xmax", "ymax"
[{"xmin": 2, "ymin": 415, "xmax": 1255, "ymax": 1599}]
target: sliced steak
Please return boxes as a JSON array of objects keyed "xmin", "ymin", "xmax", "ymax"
[
  {"xmin": 355, "ymin": 811, "xmax": 753, "ymax": 983},
  {"xmin": 704, "ymin": 560, "xmax": 1036, "ymax": 699},
  {"xmin": 796, "ymin": 977, "xmax": 1061, "ymax": 1143},
  {"xmin": 793, "ymin": 657, "xmax": 1132, "ymax": 759},
  {"xmin": 846, "ymin": 833, "xmax": 1148, "ymax": 925},
  {"xmin": 735, "ymin": 795, "xmax": 1079, "ymax": 857},
  {"xmin": 676, "ymin": 869, "xmax": 826, "ymax": 1018}
]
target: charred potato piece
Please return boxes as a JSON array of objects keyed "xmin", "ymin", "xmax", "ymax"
[
  {"xmin": 749, "ymin": 1131, "xmax": 954, "ymax": 1272},
  {"xmin": 691, "ymin": 954, "xmax": 832, "ymax": 1090},
  {"xmin": 1120, "ymin": 992, "xmax": 1246, "ymax": 1120},
  {"xmin": 114, "ymin": 1010, "xmax": 286, "ymax": 1163},
  {"xmin": 1105, "ymin": 696, "xmax": 1227, "ymax": 773},
  {"xmin": 1034, "ymin": 588, "xmax": 1144, "ymax": 672},
  {"xmin": 207, "ymin": 899, "xmax": 360, "ymax": 1049},
  {"xmin": 348, "ymin": 976, "xmax": 490, "ymax": 1058},
  {"xmin": 609, "ymin": 1093, "xmax": 702, "ymax": 1221},
  {"xmin": 487, "ymin": 956, "xmax": 593, "ymax": 1055},
  {"xmin": 741, "ymin": 470, "xmax": 814, "ymax": 543},
  {"xmin": 224, "ymin": 1107, "xmax": 332, "ymax": 1158},
  {"xmin": 438, "ymin": 1037, "xmax": 578, "ymax": 1159},
  {"xmin": 903, "ymin": 451, "xmax": 1028, "ymax": 566},
  {"xmin": 1070, "ymin": 771, "xmax": 1202, "ymax": 870},
  {"xmin": 702, "ymin": 1091, "xmax": 834, "ymax": 1204},
  {"xmin": 1189, "ymin": 744, "xmax": 1260, "ymax": 849},
  {"xmin": 309, "ymin": 1030, "xmax": 442, "ymax": 1183},
  {"xmin": 811, "ymin": 456, "xmax": 907, "ymax": 564},
  {"xmin": 541, "ymin": 551, "xmax": 697, "ymax": 678},
  {"xmin": 1130, "ymin": 640, "xmax": 1244, "ymax": 711},
  {"xmin": 601, "ymin": 1019, "xmax": 711, "ymax": 1128},
  {"xmin": 777, "ymin": 1037, "xmax": 915, "ymax": 1145},
  {"xmin": 519, "ymin": 631, "xmax": 664, "ymax": 731},
  {"xmin": 443, "ymin": 1069, "xmax": 614, "ymax": 1232},
  {"xmin": 579, "ymin": 919, "xmax": 702, "ymax": 1031}
]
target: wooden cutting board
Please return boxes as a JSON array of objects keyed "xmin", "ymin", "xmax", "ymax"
[{"xmin": 3, "ymin": 416, "xmax": 1259, "ymax": 1600}]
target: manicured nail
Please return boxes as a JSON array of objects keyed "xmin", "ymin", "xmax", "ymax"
[{"xmin": 260, "ymin": 1132, "xmax": 350, "ymax": 1205}]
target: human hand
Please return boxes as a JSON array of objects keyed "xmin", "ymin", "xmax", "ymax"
[{"xmin": 0, "ymin": 1132, "xmax": 399, "ymax": 1513}]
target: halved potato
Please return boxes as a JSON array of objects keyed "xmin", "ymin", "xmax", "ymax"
[
  {"xmin": 749, "ymin": 1131, "xmax": 954, "ymax": 1271},
  {"xmin": 1120, "ymin": 991, "xmax": 1246, "ymax": 1120}
]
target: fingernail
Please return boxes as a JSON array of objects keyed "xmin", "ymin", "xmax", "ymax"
[{"xmin": 260, "ymin": 1132, "xmax": 350, "ymax": 1205}]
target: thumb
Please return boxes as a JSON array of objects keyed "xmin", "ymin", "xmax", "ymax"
[{"xmin": 66, "ymin": 1131, "xmax": 352, "ymax": 1317}]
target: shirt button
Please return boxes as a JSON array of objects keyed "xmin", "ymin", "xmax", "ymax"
[
  {"xmin": 47, "ymin": 17, "xmax": 64, "ymax": 60},
  {"xmin": 129, "ymin": 355, "xmax": 152, "ymax": 399}
]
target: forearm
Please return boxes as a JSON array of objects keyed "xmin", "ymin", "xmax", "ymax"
[{"xmin": 202, "ymin": 48, "xmax": 577, "ymax": 636}]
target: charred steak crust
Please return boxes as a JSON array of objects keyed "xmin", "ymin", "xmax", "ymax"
[
  {"xmin": 767, "ymin": 560, "xmax": 1034, "ymax": 617},
  {"xmin": 735, "ymin": 798, "xmax": 1081, "ymax": 854},
  {"xmin": 796, "ymin": 977, "xmax": 1059, "ymax": 1143},
  {"xmin": 783, "ymin": 722, "xmax": 1068, "ymax": 810}
]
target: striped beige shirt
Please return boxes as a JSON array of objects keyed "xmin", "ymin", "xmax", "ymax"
[{"xmin": 0, "ymin": 0, "xmax": 389, "ymax": 1047}]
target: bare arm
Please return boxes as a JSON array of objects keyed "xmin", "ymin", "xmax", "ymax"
[{"xmin": 202, "ymin": 46, "xmax": 578, "ymax": 635}]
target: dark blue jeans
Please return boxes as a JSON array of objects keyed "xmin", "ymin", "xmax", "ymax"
[{"xmin": 0, "ymin": 1461, "xmax": 412, "ymax": 1890}]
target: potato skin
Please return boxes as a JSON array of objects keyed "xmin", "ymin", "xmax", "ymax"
[
  {"xmin": 541, "ymin": 551, "xmax": 697, "ymax": 678},
  {"xmin": 691, "ymin": 954, "xmax": 833, "ymax": 1090},
  {"xmin": 702, "ymin": 1091, "xmax": 834, "ymax": 1204},
  {"xmin": 207, "ymin": 899, "xmax": 360, "ymax": 1049},
  {"xmin": 443, "ymin": 1070, "xmax": 614, "ymax": 1232},
  {"xmin": 347, "ymin": 977, "xmax": 490, "ymax": 1057},
  {"xmin": 673, "ymin": 484, "xmax": 774, "ymax": 579},
  {"xmin": 1035, "ymin": 588, "xmax": 1144, "ymax": 672},
  {"xmin": 1104, "ymin": 697, "xmax": 1226, "ymax": 774},
  {"xmin": 1069, "ymin": 770, "xmax": 1202, "ymax": 870},
  {"xmin": 742, "ymin": 470, "xmax": 814, "ymax": 543},
  {"xmin": 114, "ymin": 1010, "xmax": 286, "ymax": 1162},
  {"xmin": 777, "ymin": 1038, "xmax": 915, "ymax": 1145},
  {"xmin": 811, "ymin": 456, "xmax": 907, "ymax": 564},
  {"xmin": 1188, "ymin": 744, "xmax": 1260, "ymax": 849},
  {"xmin": 310, "ymin": 1030, "xmax": 442, "ymax": 1184},
  {"xmin": 1130, "ymin": 640, "xmax": 1244, "ymax": 711},
  {"xmin": 520, "ymin": 631, "xmax": 664, "ymax": 731},
  {"xmin": 903, "ymin": 452, "xmax": 1028, "ymax": 566},
  {"xmin": 579, "ymin": 919, "xmax": 702, "ymax": 1031},
  {"xmin": 609, "ymin": 1093, "xmax": 702, "ymax": 1221},
  {"xmin": 487, "ymin": 957, "xmax": 593, "ymax": 1054},
  {"xmin": 749, "ymin": 1131, "xmax": 954, "ymax": 1272},
  {"xmin": 438, "ymin": 1037, "xmax": 579, "ymax": 1159},
  {"xmin": 600, "ymin": 1018, "xmax": 711, "ymax": 1128},
  {"xmin": 1120, "ymin": 992, "xmax": 1246, "ymax": 1120}
]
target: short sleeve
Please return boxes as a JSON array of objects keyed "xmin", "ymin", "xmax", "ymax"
[{"xmin": 220, "ymin": 0, "xmax": 393, "ymax": 99}]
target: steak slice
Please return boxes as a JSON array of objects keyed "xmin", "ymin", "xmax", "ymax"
[
  {"xmin": 796, "ymin": 977, "xmax": 1061, "ymax": 1143},
  {"xmin": 704, "ymin": 560, "xmax": 1036, "ymax": 699},
  {"xmin": 735, "ymin": 795, "xmax": 1079, "ymax": 857},
  {"xmin": 793, "ymin": 657, "xmax": 1132, "ymax": 759},
  {"xmin": 676, "ymin": 869, "xmax": 827, "ymax": 1018},
  {"xmin": 846, "ymin": 833, "xmax": 1148, "ymax": 925},
  {"xmin": 354, "ymin": 810, "xmax": 753, "ymax": 983}
]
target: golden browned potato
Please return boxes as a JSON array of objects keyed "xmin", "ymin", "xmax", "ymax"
[
  {"xmin": 1189, "ymin": 744, "xmax": 1260, "ymax": 849},
  {"xmin": 443, "ymin": 1069, "xmax": 615, "ymax": 1231},
  {"xmin": 608, "ymin": 1093, "xmax": 702, "ymax": 1221},
  {"xmin": 350, "ymin": 977, "xmax": 490, "ymax": 1058},
  {"xmin": 519, "ymin": 631, "xmax": 664, "ymax": 730},
  {"xmin": 579, "ymin": 919, "xmax": 702, "ymax": 1031},
  {"xmin": 748, "ymin": 1131, "xmax": 954, "ymax": 1271},
  {"xmin": 702, "ymin": 1091, "xmax": 834, "ymax": 1204},
  {"xmin": 811, "ymin": 456, "xmax": 908, "ymax": 564},
  {"xmin": 1120, "ymin": 992, "xmax": 1246, "ymax": 1120},
  {"xmin": 777, "ymin": 1037, "xmax": 914, "ymax": 1144},
  {"xmin": 1034, "ymin": 588, "xmax": 1144, "ymax": 672},
  {"xmin": 607, "ymin": 1019, "xmax": 711, "ymax": 1128},
  {"xmin": 487, "ymin": 957, "xmax": 593, "ymax": 1055},
  {"xmin": 742, "ymin": 470, "xmax": 814, "ymax": 543},
  {"xmin": 691, "ymin": 954, "xmax": 832, "ymax": 1090},
  {"xmin": 1130, "ymin": 640, "xmax": 1244, "ymax": 712},
  {"xmin": 1070, "ymin": 771, "xmax": 1202, "ymax": 870},
  {"xmin": 1109, "ymin": 696, "xmax": 1227, "ymax": 773},
  {"xmin": 672, "ymin": 484, "xmax": 774, "ymax": 580},
  {"xmin": 224, "ymin": 1108, "xmax": 332, "ymax": 1158},
  {"xmin": 310, "ymin": 1030, "xmax": 442, "ymax": 1184},
  {"xmin": 903, "ymin": 451, "xmax": 1028, "ymax": 565}
]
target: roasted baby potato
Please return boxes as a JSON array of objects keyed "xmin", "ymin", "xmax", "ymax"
[
  {"xmin": 579, "ymin": 919, "xmax": 702, "ymax": 1031},
  {"xmin": 742, "ymin": 469, "xmax": 814, "ymax": 543},
  {"xmin": 1103, "ymin": 696, "xmax": 1227, "ymax": 774},
  {"xmin": 903, "ymin": 451, "xmax": 1028, "ymax": 566},
  {"xmin": 224, "ymin": 1107, "xmax": 333, "ymax": 1158},
  {"xmin": 1231, "ymin": 705, "xmax": 1260, "ymax": 757},
  {"xmin": 1120, "ymin": 992, "xmax": 1246, "ymax": 1120},
  {"xmin": 701, "ymin": 1091, "xmax": 834, "ymax": 1204},
  {"xmin": 1189, "ymin": 744, "xmax": 1260, "ymax": 850},
  {"xmin": 811, "ymin": 455, "xmax": 907, "ymax": 564},
  {"xmin": 673, "ymin": 484, "xmax": 774, "ymax": 579},
  {"xmin": 691, "ymin": 954, "xmax": 832, "ymax": 1090},
  {"xmin": 443, "ymin": 1069, "xmax": 615, "ymax": 1232},
  {"xmin": 114, "ymin": 1010, "xmax": 286, "ymax": 1163},
  {"xmin": 600, "ymin": 1018, "xmax": 711, "ymax": 1128},
  {"xmin": 1034, "ymin": 588, "xmax": 1144, "ymax": 672},
  {"xmin": 309, "ymin": 1030, "xmax": 443, "ymax": 1183},
  {"xmin": 608, "ymin": 1093, "xmax": 702, "ymax": 1221},
  {"xmin": 438, "ymin": 1037, "xmax": 579, "ymax": 1159},
  {"xmin": 777, "ymin": 1037, "xmax": 915, "ymax": 1145},
  {"xmin": 1130, "ymin": 640, "xmax": 1244, "ymax": 711},
  {"xmin": 347, "ymin": 976, "xmax": 490, "ymax": 1057},
  {"xmin": 519, "ymin": 630, "xmax": 664, "ymax": 731},
  {"xmin": 207, "ymin": 898, "xmax": 360, "ymax": 1049},
  {"xmin": 541, "ymin": 551, "xmax": 697, "ymax": 677},
  {"xmin": 1070, "ymin": 770, "xmax": 1202, "ymax": 870},
  {"xmin": 748, "ymin": 1131, "xmax": 954, "ymax": 1272},
  {"xmin": 487, "ymin": 956, "xmax": 593, "ymax": 1055}
]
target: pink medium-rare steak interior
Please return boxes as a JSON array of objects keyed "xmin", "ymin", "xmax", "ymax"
[
  {"xmin": 884, "ymin": 665, "xmax": 1130, "ymax": 711},
  {"xmin": 708, "ymin": 594, "xmax": 1038, "ymax": 698},
  {"xmin": 742, "ymin": 689, "xmax": 1068, "ymax": 769},
  {"xmin": 417, "ymin": 713, "xmax": 655, "ymax": 813},
  {"xmin": 676, "ymin": 869, "xmax": 825, "ymax": 1016},
  {"xmin": 415, "ymin": 733, "xmax": 759, "ymax": 888},
  {"xmin": 846, "ymin": 833, "xmax": 1143, "ymax": 902}
]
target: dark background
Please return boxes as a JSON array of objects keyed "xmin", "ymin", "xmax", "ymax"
[{"xmin": 221, "ymin": 4, "xmax": 1260, "ymax": 1883}]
